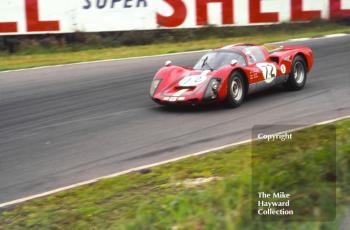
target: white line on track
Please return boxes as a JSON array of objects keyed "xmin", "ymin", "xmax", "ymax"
[
  {"xmin": 288, "ymin": 37, "xmax": 311, "ymax": 42},
  {"xmin": 0, "ymin": 33, "xmax": 348, "ymax": 74},
  {"xmin": 324, "ymin": 33, "xmax": 348, "ymax": 38},
  {"xmin": 1, "ymin": 114, "xmax": 349, "ymax": 209},
  {"xmin": 0, "ymin": 50, "xmax": 209, "ymax": 74}
]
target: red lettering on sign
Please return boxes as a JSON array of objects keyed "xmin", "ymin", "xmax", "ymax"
[
  {"xmin": 291, "ymin": 0, "xmax": 321, "ymax": 21},
  {"xmin": 196, "ymin": 0, "xmax": 233, "ymax": 25},
  {"xmin": 330, "ymin": 0, "xmax": 350, "ymax": 18},
  {"xmin": 157, "ymin": 0, "xmax": 187, "ymax": 27},
  {"xmin": 25, "ymin": 0, "xmax": 59, "ymax": 32},
  {"xmin": 249, "ymin": 0, "xmax": 278, "ymax": 23},
  {"xmin": 0, "ymin": 22, "xmax": 18, "ymax": 33}
]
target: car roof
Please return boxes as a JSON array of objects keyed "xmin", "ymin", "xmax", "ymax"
[
  {"xmin": 219, "ymin": 43, "xmax": 256, "ymax": 51},
  {"xmin": 219, "ymin": 43, "xmax": 283, "ymax": 54},
  {"xmin": 214, "ymin": 44, "xmax": 258, "ymax": 59}
]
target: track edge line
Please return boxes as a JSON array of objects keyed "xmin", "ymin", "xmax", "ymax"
[{"xmin": 1, "ymin": 114, "xmax": 349, "ymax": 209}]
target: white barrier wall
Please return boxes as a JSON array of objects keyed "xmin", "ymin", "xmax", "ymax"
[{"xmin": 0, "ymin": 0, "xmax": 349, "ymax": 35}]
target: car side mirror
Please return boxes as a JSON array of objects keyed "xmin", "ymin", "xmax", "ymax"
[
  {"xmin": 230, "ymin": 59, "xmax": 238, "ymax": 66},
  {"xmin": 165, "ymin": 60, "xmax": 172, "ymax": 67}
]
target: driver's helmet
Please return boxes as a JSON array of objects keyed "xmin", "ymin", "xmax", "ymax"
[{"xmin": 245, "ymin": 50, "xmax": 256, "ymax": 64}]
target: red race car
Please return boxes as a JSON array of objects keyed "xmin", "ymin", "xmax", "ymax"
[{"xmin": 150, "ymin": 44, "xmax": 313, "ymax": 108}]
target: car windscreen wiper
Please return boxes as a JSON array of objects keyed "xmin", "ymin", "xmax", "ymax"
[{"xmin": 201, "ymin": 57, "xmax": 214, "ymax": 71}]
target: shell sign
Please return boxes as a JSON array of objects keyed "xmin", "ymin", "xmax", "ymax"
[{"xmin": 0, "ymin": 0, "xmax": 349, "ymax": 35}]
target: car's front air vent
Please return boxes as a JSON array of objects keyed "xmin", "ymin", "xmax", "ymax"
[{"xmin": 270, "ymin": 56, "xmax": 279, "ymax": 64}]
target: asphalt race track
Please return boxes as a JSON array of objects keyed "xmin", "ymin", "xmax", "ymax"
[{"xmin": 0, "ymin": 35, "xmax": 349, "ymax": 204}]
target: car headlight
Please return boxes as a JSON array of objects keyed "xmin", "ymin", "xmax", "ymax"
[
  {"xmin": 150, "ymin": 79, "xmax": 161, "ymax": 96},
  {"xmin": 203, "ymin": 78, "xmax": 221, "ymax": 100}
]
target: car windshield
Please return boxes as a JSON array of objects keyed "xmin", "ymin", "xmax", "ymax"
[{"xmin": 193, "ymin": 51, "xmax": 246, "ymax": 70}]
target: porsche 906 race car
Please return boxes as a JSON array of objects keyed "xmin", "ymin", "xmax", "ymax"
[{"xmin": 150, "ymin": 43, "xmax": 313, "ymax": 108}]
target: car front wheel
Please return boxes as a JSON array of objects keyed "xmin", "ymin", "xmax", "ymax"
[{"xmin": 226, "ymin": 71, "xmax": 246, "ymax": 108}]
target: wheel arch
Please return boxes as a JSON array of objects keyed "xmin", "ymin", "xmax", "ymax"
[
  {"xmin": 230, "ymin": 67, "xmax": 249, "ymax": 96},
  {"xmin": 294, "ymin": 52, "xmax": 309, "ymax": 71}
]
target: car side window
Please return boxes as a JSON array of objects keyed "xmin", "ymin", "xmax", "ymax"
[
  {"xmin": 217, "ymin": 52, "xmax": 246, "ymax": 67},
  {"xmin": 244, "ymin": 47, "xmax": 266, "ymax": 65},
  {"xmin": 234, "ymin": 54, "xmax": 247, "ymax": 66}
]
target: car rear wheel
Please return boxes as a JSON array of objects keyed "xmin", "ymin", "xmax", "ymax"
[
  {"xmin": 285, "ymin": 55, "xmax": 307, "ymax": 90},
  {"xmin": 226, "ymin": 71, "xmax": 246, "ymax": 108}
]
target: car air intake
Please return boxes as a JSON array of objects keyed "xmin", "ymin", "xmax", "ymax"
[
  {"xmin": 175, "ymin": 86, "xmax": 195, "ymax": 90},
  {"xmin": 270, "ymin": 56, "xmax": 279, "ymax": 64}
]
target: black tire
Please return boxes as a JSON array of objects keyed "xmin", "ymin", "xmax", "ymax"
[
  {"xmin": 285, "ymin": 55, "xmax": 307, "ymax": 91},
  {"xmin": 226, "ymin": 71, "xmax": 246, "ymax": 108}
]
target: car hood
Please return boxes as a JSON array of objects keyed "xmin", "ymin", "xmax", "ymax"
[{"xmin": 160, "ymin": 69, "xmax": 215, "ymax": 95}]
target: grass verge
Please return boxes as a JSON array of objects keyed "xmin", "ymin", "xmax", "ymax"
[
  {"xmin": 1, "ymin": 22, "xmax": 350, "ymax": 71},
  {"xmin": 0, "ymin": 118, "xmax": 349, "ymax": 229}
]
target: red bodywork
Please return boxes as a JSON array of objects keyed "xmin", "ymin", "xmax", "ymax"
[{"xmin": 150, "ymin": 44, "xmax": 313, "ymax": 106}]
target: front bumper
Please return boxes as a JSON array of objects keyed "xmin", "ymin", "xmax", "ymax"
[
  {"xmin": 151, "ymin": 78, "xmax": 222, "ymax": 106},
  {"xmin": 152, "ymin": 94, "xmax": 219, "ymax": 106},
  {"xmin": 153, "ymin": 98, "xmax": 200, "ymax": 106}
]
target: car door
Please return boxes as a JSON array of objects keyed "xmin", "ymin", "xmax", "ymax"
[{"xmin": 243, "ymin": 46, "xmax": 284, "ymax": 94}]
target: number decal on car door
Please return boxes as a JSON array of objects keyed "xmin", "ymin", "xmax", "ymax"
[{"xmin": 256, "ymin": 63, "xmax": 277, "ymax": 83}]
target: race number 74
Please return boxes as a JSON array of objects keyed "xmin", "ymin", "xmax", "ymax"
[{"xmin": 256, "ymin": 63, "xmax": 277, "ymax": 83}]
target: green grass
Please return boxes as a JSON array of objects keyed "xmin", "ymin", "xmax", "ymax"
[
  {"xmin": 1, "ymin": 22, "xmax": 350, "ymax": 71},
  {"xmin": 0, "ymin": 118, "xmax": 349, "ymax": 230}
]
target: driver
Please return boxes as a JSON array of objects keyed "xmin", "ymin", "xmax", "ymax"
[{"xmin": 245, "ymin": 50, "xmax": 256, "ymax": 64}]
